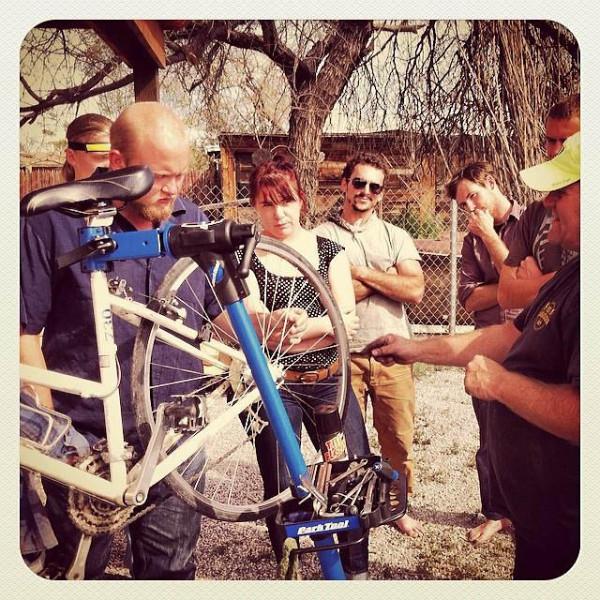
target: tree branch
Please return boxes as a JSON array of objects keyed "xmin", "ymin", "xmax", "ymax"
[{"xmin": 528, "ymin": 20, "xmax": 579, "ymax": 62}]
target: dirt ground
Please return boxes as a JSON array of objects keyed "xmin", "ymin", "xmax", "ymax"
[{"xmin": 105, "ymin": 366, "xmax": 514, "ymax": 580}]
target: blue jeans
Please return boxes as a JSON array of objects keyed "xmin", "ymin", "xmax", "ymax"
[
  {"xmin": 472, "ymin": 397, "xmax": 508, "ymax": 521},
  {"xmin": 252, "ymin": 377, "xmax": 371, "ymax": 575},
  {"xmin": 44, "ymin": 478, "xmax": 200, "ymax": 579},
  {"xmin": 20, "ymin": 390, "xmax": 89, "ymax": 557}
]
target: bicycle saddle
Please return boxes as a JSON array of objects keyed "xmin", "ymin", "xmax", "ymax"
[{"xmin": 20, "ymin": 166, "xmax": 154, "ymax": 217}]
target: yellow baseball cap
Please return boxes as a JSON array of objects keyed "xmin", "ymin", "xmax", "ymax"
[{"xmin": 520, "ymin": 132, "xmax": 580, "ymax": 192}]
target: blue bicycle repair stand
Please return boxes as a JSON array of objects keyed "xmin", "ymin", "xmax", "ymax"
[
  {"xmin": 225, "ymin": 300, "xmax": 347, "ymax": 580},
  {"xmin": 224, "ymin": 298, "xmax": 410, "ymax": 580},
  {"xmin": 73, "ymin": 218, "xmax": 404, "ymax": 581}
]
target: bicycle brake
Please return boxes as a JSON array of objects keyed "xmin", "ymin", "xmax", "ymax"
[{"xmin": 108, "ymin": 276, "xmax": 133, "ymax": 300}]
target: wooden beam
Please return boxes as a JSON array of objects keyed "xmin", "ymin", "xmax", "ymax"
[
  {"xmin": 37, "ymin": 20, "xmax": 167, "ymax": 102},
  {"xmin": 91, "ymin": 21, "xmax": 165, "ymax": 69},
  {"xmin": 133, "ymin": 62, "xmax": 160, "ymax": 102},
  {"xmin": 128, "ymin": 21, "xmax": 166, "ymax": 68},
  {"xmin": 90, "ymin": 20, "xmax": 165, "ymax": 101}
]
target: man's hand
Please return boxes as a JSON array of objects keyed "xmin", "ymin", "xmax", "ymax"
[
  {"xmin": 265, "ymin": 307, "xmax": 308, "ymax": 349},
  {"xmin": 516, "ymin": 256, "xmax": 544, "ymax": 280},
  {"xmin": 467, "ymin": 208, "xmax": 495, "ymax": 239},
  {"xmin": 361, "ymin": 334, "xmax": 417, "ymax": 366},
  {"xmin": 464, "ymin": 354, "xmax": 506, "ymax": 401},
  {"xmin": 352, "ymin": 278, "xmax": 372, "ymax": 301}
]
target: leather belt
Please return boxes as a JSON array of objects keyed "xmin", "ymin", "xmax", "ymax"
[{"xmin": 283, "ymin": 361, "xmax": 339, "ymax": 383}]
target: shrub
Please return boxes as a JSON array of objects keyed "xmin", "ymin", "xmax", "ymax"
[{"xmin": 387, "ymin": 206, "xmax": 443, "ymax": 239}]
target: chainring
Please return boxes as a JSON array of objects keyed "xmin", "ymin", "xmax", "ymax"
[{"xmin": 67, "ymin": 449, "xmax": 138, "ymax": 536}]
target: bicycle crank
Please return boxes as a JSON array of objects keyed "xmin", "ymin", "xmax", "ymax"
[{"xmin": 67, "ymin": 446, "xmax": 148, "ymax": 536}]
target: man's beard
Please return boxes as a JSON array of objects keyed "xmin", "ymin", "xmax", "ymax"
[
  {"xmin": 351, "ymin": 196, "xmax": 373, "ymax": 212},
  {"xmin": 130, "ymin": 198, "xmax": 175, "ymax": 225}
]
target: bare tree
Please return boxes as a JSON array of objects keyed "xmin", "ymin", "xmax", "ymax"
[{"xmin": 20, "ymin": 20, "xmax": 579, "ymax": 207}]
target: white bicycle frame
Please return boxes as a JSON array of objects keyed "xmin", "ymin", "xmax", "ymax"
[{"xmin": 20, "ymin": 249, "xmax": 261, "ymax": 507}]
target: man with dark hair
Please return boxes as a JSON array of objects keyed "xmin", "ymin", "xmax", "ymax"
[
  {"xmin": 545, "ymin": 93, "xmax": 580, "ymax": 158},
  {"xmin": 314, "ymin": 152, "xmax": 425, "ymax": 536},
  {"xmin": 20, "ymin": 102, "xmax": 217, "ymax": 579},
  {"xmin": 367, "ymin": 132, "xmax": 580, "ymax": 579},
  {"xmin": 498, "ymin": 94, "xmax": 579, "ymax": 309},
  {"xmin": 446, "ymin": 161, "xmax": 523, "ymax": 544}
]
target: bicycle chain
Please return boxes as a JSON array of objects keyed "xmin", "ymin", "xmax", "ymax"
[{"xmin": 67, "ymin": 450, "xmax": 156, "ymax": 536}]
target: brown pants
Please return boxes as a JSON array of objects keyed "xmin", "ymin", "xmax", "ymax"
[{"xmin": 350, "ymin": 355, "xmax": 416, "ymax": 493}]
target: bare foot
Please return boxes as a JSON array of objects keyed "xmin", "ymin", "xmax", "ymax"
[
  {"xmin": 467, "ymin": 517, "xmax": 511, "ymax": 545},
  {"xmin": 391, "ymin": 513, "xmax": 424, "ymax": 537}
]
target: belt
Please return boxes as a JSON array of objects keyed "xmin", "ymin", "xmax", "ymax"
[{"xmin": 283, "ymin": 361, "xmax": 339, "ymax": 384}]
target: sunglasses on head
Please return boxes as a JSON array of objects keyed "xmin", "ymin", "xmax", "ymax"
[
  {"xmin": 68, "ymin": 141, "xmax": 111, "ymax": 153},
  {"xmin": 350, "ymin": 177, "xmax": 384, "ymax": 195}
]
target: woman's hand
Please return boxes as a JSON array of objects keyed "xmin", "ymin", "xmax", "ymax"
[
  {"xmin": 265, "ymin": 307, "xmax": 308, "ymax": 349},
  {"xmin": 342, "ymin": 312, "xmax": 360, "ymax": 339}
]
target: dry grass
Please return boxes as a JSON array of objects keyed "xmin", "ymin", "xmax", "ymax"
[{"xmin": 105, "ymin": 366, "xmax": 514, "ymax": 580}]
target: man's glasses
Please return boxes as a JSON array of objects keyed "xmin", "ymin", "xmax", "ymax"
[{"xmin": 350, "ymin": 178, "xmax": 384, "ymax": 195}]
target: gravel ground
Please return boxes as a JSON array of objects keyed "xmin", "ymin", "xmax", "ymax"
[{"xmin": 105, "ymin": 366, "xmax": 514, "ymax": 580}]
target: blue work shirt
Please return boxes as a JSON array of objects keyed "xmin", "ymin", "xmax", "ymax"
[{"xmin": 20, "ymin": 197, "xmax": 219, "ymax": 448}]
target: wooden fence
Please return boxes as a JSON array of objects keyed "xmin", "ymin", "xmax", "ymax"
[
  {"xmin": 20, "ymin": 167, "xmax": 64, "ymax": 199},
  {"xmin": 20, "ymin": 166, "xmax": 212, "ymax": 200}
]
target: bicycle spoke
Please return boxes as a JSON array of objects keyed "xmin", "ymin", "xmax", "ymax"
[{"xmin": 132, "ymin": 240, "xmax": 349, "ymax": 521}]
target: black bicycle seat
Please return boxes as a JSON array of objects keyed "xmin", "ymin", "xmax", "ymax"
[{"xmin": 20, "ymin": 166, "xmax": 154, "ymax": 217}]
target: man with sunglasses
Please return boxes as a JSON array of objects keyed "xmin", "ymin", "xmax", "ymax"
[
  {"xmin": 314, "ymin": 152, "xmax": 425, "ymax": 536},
  {"xmin": 446, "ymin": 161, "xmax": 523, "ymax": 545}
]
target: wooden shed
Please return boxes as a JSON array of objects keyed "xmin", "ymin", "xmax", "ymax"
[{"xmin": 217, "ymin": 131, "xmax": 439, "ymax": 221}]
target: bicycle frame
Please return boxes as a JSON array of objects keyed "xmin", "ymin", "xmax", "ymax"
[
  {"xmin": 20, "ymin": 264, "xmax": 261, "ymax": 503},
  {"xmin": 20, "ymin": 212, "xmax": 346, "ymax": 579}
]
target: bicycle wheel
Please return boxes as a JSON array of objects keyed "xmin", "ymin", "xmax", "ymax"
[{"xmin": 131, "ymin": 237, "xmax": 350, "ymax": 521}]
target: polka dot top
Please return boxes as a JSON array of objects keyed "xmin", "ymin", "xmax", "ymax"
[{"xmin": 249, "ymin": 236, "xmax": 343, "ymax": 371}]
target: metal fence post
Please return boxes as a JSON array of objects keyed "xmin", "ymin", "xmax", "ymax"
[{"xmin": 449, "ymin": 199, "xmax": 458, "ymax": 335}]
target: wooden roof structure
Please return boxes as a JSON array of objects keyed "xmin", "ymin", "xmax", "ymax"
[{"xmin": 37, "ymin": 20, "xmax": 188, "ymax": 101}]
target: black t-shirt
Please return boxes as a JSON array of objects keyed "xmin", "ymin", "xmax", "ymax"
[{"xmin": 491, "ymin": 256, "xmax": 580, "ymax": 548}]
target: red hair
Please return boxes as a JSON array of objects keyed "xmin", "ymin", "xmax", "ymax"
[{"xmin": 249, "ymin": 157, "xmax": 306, "ymax": 212}]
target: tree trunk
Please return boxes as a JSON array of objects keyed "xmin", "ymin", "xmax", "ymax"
[
  {"xmin": 287, "ymin": 22, "xmax": 373, "ymax": 222},
  {"xmin": 288, "ymin": 102, "xmax": 325, "ymax": 222}
]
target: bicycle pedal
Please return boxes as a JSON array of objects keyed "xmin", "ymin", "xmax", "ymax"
[{"xmin": 164, "ymin": 396, "xmax": 205, "ymax": 431}]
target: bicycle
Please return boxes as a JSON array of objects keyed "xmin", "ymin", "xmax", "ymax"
[{"xmin": 20, "ymin": 166, "xmax": 406, "ymax": 580}]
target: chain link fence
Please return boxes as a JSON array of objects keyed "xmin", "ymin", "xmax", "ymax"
[
  {"xmin": 19, "ymin": 164, "xmax": 474, "ymax": 334},
  {"xmin": 182, "ymin": 176, "xmax": 475, "ymax": 335}
]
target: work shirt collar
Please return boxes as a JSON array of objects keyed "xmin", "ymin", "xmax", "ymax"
[{"xmin": 332, "ymin": 210, "xmax": 379, "ymax": 233}]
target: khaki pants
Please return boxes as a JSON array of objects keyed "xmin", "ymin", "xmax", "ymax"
[{"xmin": 350, "ymin": 355, "xmax": 416, "ymax": 493}]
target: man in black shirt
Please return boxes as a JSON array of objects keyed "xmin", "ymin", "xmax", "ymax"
[{"xmin": 365, "ymin": 132, "xmax": 580, "ymax": 580}]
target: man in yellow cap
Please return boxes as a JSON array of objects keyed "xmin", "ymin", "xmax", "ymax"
[{"xmin": 364, "ymin": 132, "xmax": 580, "ymax": 579}]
